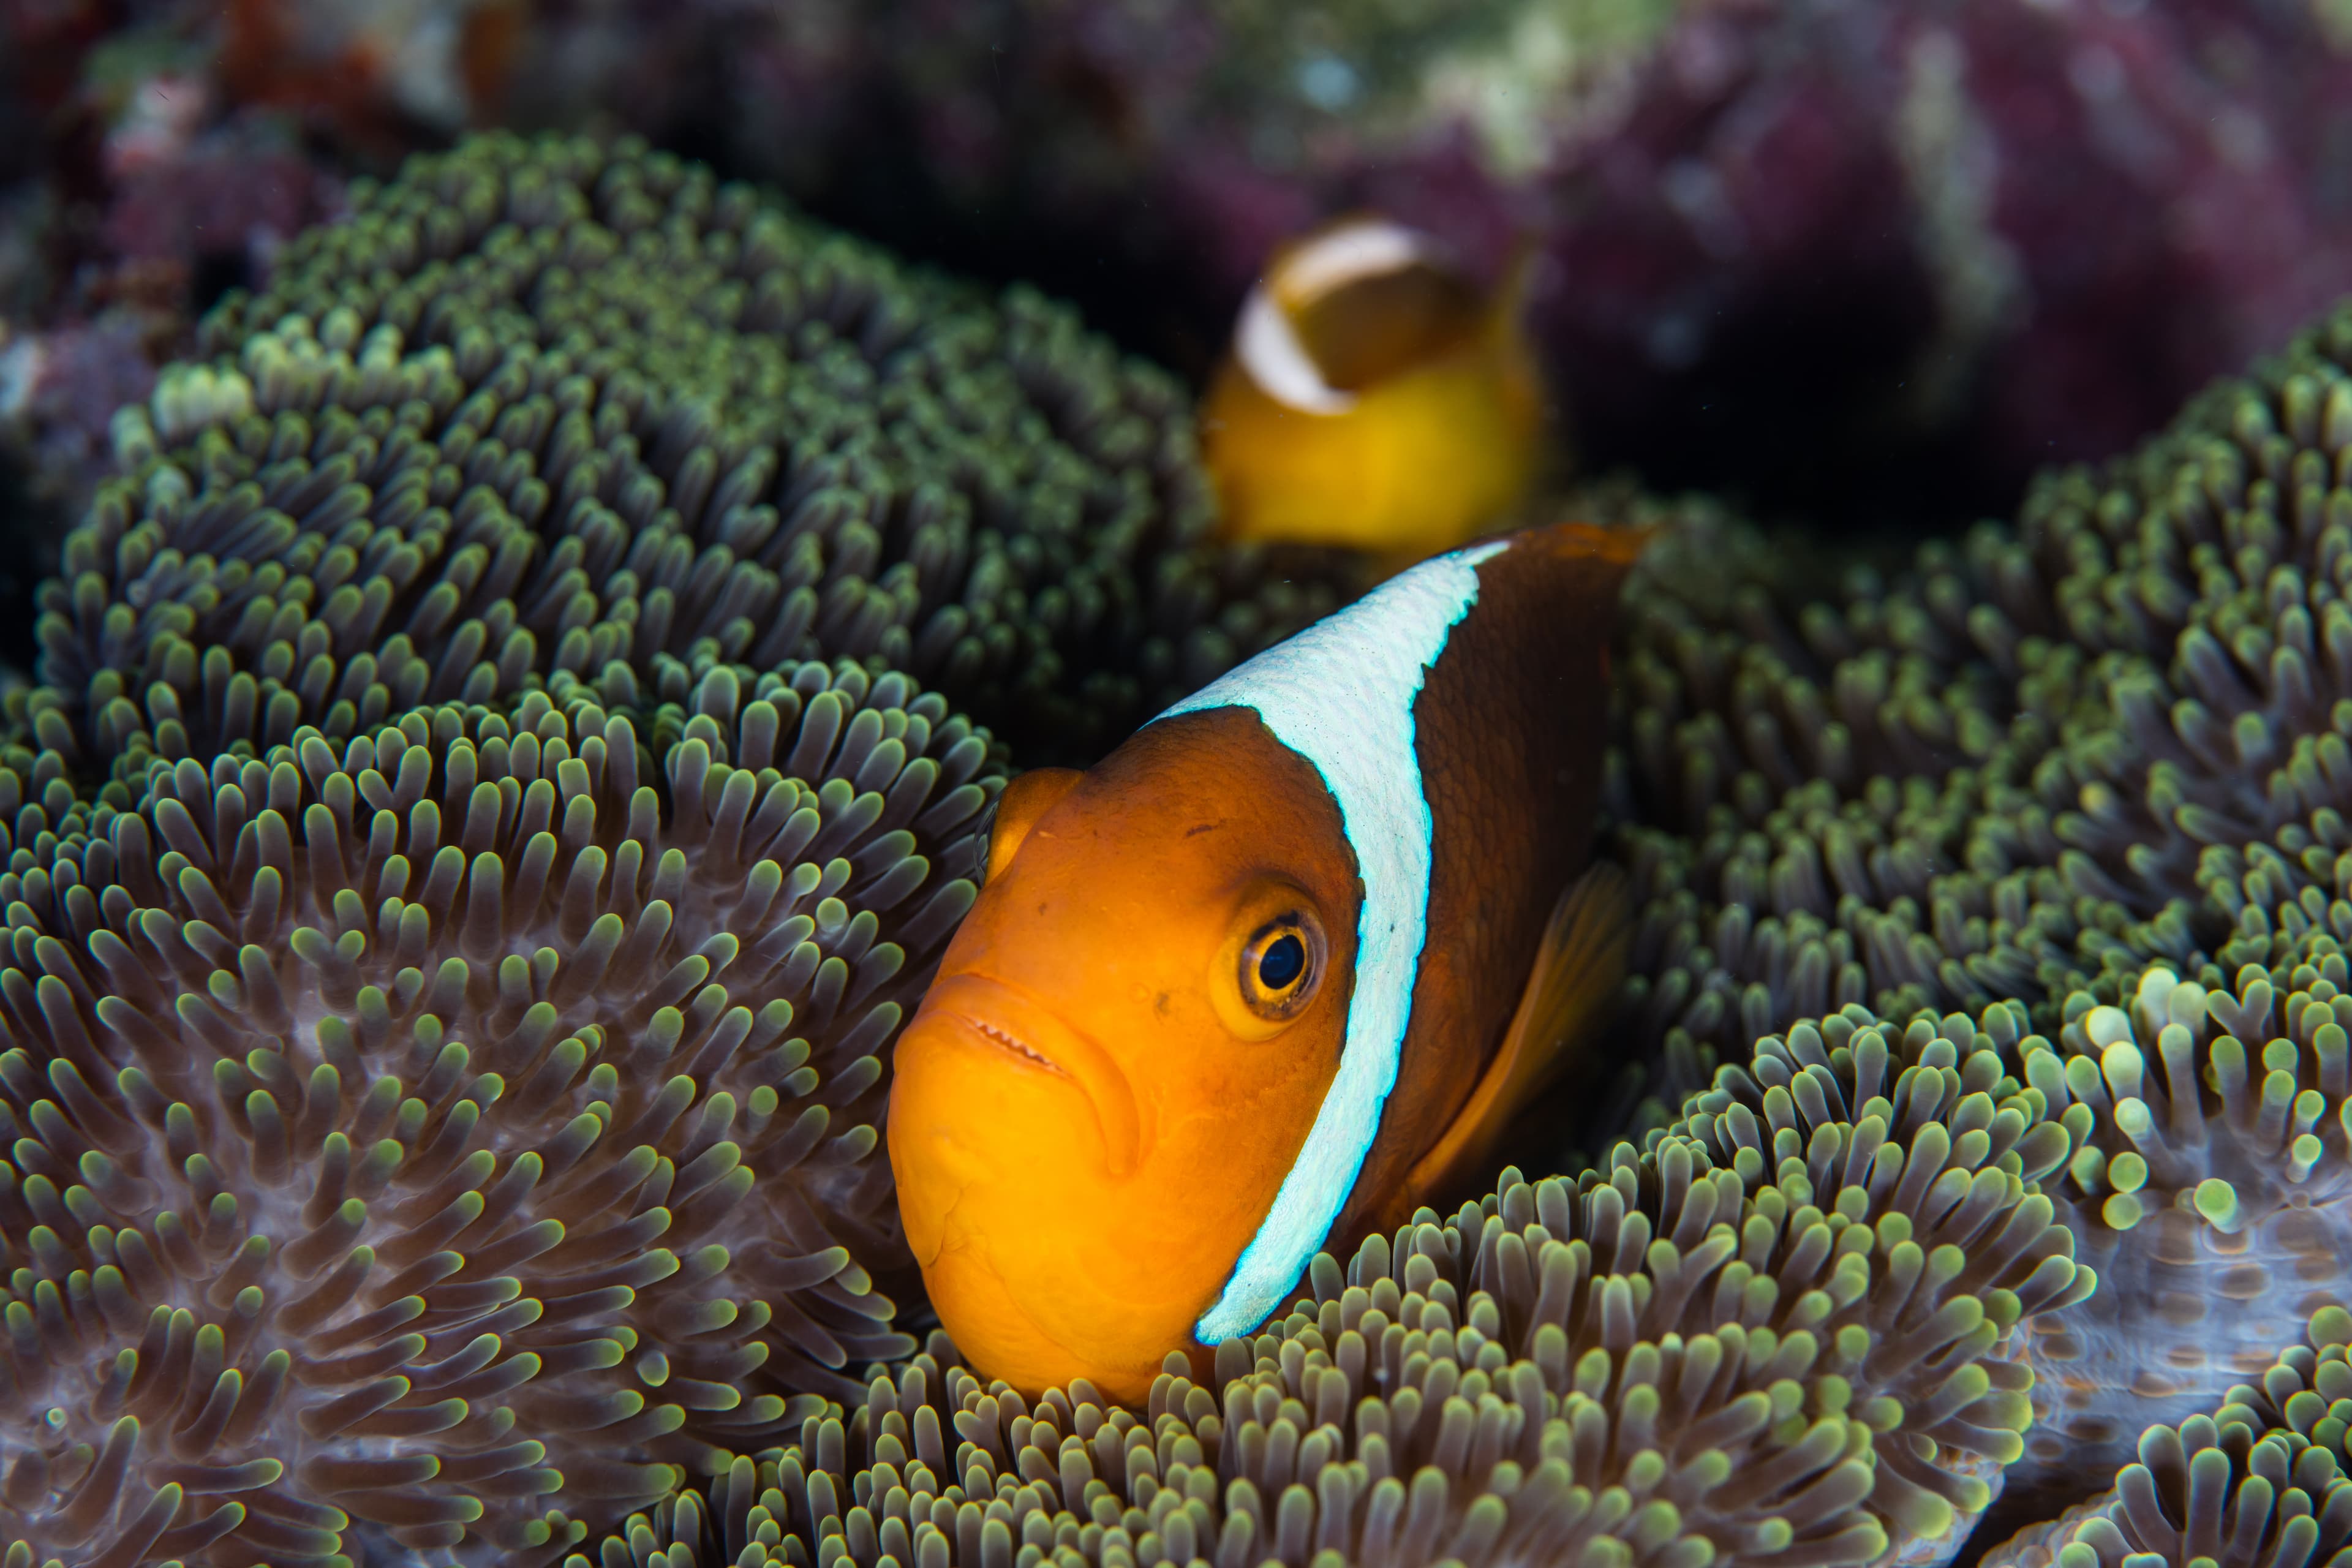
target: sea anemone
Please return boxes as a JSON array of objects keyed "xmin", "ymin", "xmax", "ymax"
[
  {"xmin": 1596, "ymin": 306, "xmax": 2352, "ymax": 1137},
  {"xmin": 25, "ymin": 130, "xmax": 1339, "ymax": 787},
  {"xmin": 605, "ymin": 995, "xmax": 2091, "ymax": 1568},
  {"xmin": 20, "ymin": 118, "xmax": 2352, "ymax": 1568},
  {"xmin": 0, "ymin": 660, "xmax": 997, "ymax": 1562},
  {"xmin": 1982, "ymin": 1306, "xmax": 2352, "ymax": 1568},
  {"xmin": 1588, "ymin": 303, "xmax": 2352, "ymax": 1531},
  {"xmin": 1594, "ymin": 491, "xmax": 2070, "ymax": 1131},
  {"xmin": 1989, "ymin": 948, "xmax": 2352, "ymax": 1523}
]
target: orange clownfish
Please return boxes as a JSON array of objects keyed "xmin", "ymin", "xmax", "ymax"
[
  {"xmin": 887, "ymin": 520, "xmax": 1640, "ymax": 1403},
  {"xmin": 1200, "ymin": 216, "xmax": 1545, "ymax": 564}
]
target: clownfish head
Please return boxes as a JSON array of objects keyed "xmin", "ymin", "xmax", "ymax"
[{"xmin": 886, "ymin": 709, "xmax": 1360, "ymax": 1403}]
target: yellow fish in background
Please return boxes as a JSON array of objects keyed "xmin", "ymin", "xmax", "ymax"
[{"xmin": 1201, "ymin": 216, "xmax": 1547, "ymax": 564}]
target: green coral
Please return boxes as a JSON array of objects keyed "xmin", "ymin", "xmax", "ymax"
[{"xmin": 1198, "ymin": 0, "xmax": 1686, "ymax": 175}]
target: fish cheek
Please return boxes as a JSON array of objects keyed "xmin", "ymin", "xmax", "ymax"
[
  {"xmin": 1165, "ymin": 1032, "xmax": 1340, "ymax": 1151},
  {"xmin": 1158, "ymin": 966, "xmax": 1349, "ymax": 1185},
  {"xmin": 1198, "ymin": 918, "xmax": 1349, "ymax": 1085}
]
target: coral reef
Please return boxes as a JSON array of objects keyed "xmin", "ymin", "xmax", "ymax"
[
  {"xmin": 0, "ymin": 12, "xmax": 348, "ymax": 567},
  {"xmin": 212, "ymin": 0, "xmax": 531, "ymax": 144},
  {"xmin": 0, "ymin": 662, "xmax": 997, "ymax": 1561},
  {"xmin": 28, "ymin": 131, "xmax": 1334, "ymax": 779},
  {"xmin": 0, "ymin": 315, "xmax": 158, "ymax": 594},
  {"xmin": 97, "ymin": 116, "xmax": 345, "ymax": 303},
  {"xmin": 11, "ymin": 0, "xmax": 2352, "ymax": 576}
]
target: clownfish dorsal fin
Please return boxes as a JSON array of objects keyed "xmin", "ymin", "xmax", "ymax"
[
  {"xmin": 1526, "ymin": 519, "xmax": 1656, "ymax": 570},
  {"xmin": 987, "ymin": 767, "xmax": 1082, "ymax": 883},
  {"xmin": 1395, "ymin": 862, "xmax": 1631, "ymax": 1217}
]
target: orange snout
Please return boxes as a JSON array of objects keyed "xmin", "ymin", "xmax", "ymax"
[
  {"xmin": 889, "ymin": 979, "xmax": 1209, "ymax": 1405},
  {"xmin": 886, "ymin": 713, "xmax": 1360, "ymax": 1403}
]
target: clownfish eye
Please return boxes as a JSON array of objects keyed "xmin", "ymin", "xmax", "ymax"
[{"xmin": 1239, "ymin": 913, "xmax": 1322, "ymax": 1020}]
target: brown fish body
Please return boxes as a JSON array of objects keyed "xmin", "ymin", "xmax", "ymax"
[{"xmin": 1340, "ymin": 527, "xmax": 1626, "ymax": 1232}]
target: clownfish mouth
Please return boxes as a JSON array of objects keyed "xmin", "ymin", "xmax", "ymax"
[
  {"xmin": 912, "ymin": 973, "xmax": 1146, "ymax": 1176},
  {"xmin": 966, "ymin": 1017, "xmax": 1065, "ymax": 1076}
]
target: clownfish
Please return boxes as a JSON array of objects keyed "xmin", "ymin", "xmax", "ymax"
[
  {"xmin": 1200, "ymin": 216, "xmax": 1546, "ymax": 565},
  {"xmin": 887, "ymin": 520, "xmax": 1641, "ymax": 1403}
]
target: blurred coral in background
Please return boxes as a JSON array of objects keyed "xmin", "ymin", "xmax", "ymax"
[
  {"xmin": 649, "ymin": 0, "xmax": 2352, "ymax": 537},
  {"xmin": 4, "ymin": 0, "xmax": 2351, "ymax": 645},
  {"xmin": 0, "ymin": 0, "xmax": 2342, "ymax": 668}
]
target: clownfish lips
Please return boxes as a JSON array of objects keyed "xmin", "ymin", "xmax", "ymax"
[
  {"xmin": 967, "ymin": 1017, "xmax": 1061, "ymax": 1074},
  {"xmin": 911, "ymin": 973, "xmax": 1146, "ymax": 1177}
]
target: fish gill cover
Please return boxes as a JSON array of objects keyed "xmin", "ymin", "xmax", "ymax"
[{"xmin": 3, "ymin": 127, "xmax": 2352, "ymax": 1568}]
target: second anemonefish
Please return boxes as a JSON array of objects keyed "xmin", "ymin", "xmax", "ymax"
[
  {"xmin": 1200, "ymin": 216, "xmax": 1546, "ymax": 565},
  {"xmin": 886, "ymin": 519, "xmax": 1642, "ymax": 1403}
]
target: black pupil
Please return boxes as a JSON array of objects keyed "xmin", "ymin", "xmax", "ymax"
[{"xmin": 1259, "ymin": 933, "xmax": 1306, "ymax": 990}]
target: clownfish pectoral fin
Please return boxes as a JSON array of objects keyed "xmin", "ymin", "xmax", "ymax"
[
  {"xmin": 986, "ymin": 767, "xmax": 1083, "ymax": 883},
  {"xmin": 1400, "ymin": 862, "xmax": 1632, "ymax": 1210}
]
